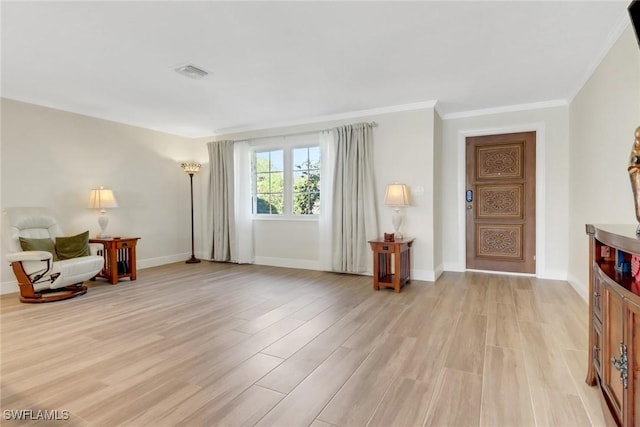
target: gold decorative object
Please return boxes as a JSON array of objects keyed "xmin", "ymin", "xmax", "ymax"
[{"xmin": 627, "ymin": 126, "xmax": 640, "ymax": 234}]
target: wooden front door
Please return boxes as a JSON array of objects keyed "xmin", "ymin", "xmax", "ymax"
[{"xmin": 465, "ymin": 132, "xmax": 536, "ymax": 274}]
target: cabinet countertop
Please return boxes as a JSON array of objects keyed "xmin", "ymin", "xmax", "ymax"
[{"xmin": 586, "ymin": 224, "xmax": 640, "ymax": 254}]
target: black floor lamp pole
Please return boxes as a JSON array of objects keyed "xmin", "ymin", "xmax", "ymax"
[{"xmin": 186, "ymin": 172, "xmax": 200, "ymax": 264}]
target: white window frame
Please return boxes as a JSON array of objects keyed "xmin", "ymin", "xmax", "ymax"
[
  {"xmin": 291, "ymin": 145, "xmax": 321, "ymax": 216},
  {"xmin": 250, "ymin": 136, "xmax": 320, "ymax": 220},
  {"xmin": 252, "ymin": 148, "xmax": 286, "ymax": 216}
]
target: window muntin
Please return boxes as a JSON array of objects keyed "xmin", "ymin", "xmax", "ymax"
[
  {"xmin": 292, "ymin": 146, "xmax": 321, "ymax": 215},
  {"xmin": 252, "ymin": 145, "xmax": 320, "ymax": 217},
  {"xmin": 254, "ymin": 150, "xmax": 284, "ymax": 214}
]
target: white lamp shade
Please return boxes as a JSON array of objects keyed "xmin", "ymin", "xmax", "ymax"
[
  {"xmin": 384, "ymin": 183, "xmax": 410, "ymax": 207},
  {"xmin": 88, "ymin": 187, "xmax": 119, "ymax": 209}
]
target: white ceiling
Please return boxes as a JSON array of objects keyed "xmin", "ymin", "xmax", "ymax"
[{"xmin": 1, "ymin": 1, "xmax": 631, "ymax": 138}]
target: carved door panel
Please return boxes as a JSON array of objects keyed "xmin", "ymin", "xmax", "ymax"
[{"xmin": 465, "ymin": 132, "xmax": 536, "ymax": 273}]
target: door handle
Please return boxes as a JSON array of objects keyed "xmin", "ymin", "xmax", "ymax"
[
  {"xmin": 611, "ymin": 342, "xmax": 628, "ymax": 389},
  {"xmin": 466, "ymin": 190, "xmax": 473, "ymax": 203}
]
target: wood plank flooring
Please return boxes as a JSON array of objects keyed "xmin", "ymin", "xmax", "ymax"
[{"xmin": 0, "ymin": 262, "xmax": 606, "ymax": 426}]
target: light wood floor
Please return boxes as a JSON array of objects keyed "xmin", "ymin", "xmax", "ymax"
[{"xmin": 1, "ymin": 262, "xmax": 606, "ymax": 426}]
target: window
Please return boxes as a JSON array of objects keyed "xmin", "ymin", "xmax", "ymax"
[
  {"xmin": 254, "ymin": 150, "xmax": 284, "ymax": 214},
  {"xmin": 293, "ymin": 146, "xmax": 320, "ymax": 215},
  {"xmin": 252, "ymin": 144, "xmax": 320, "ymax": 216}
]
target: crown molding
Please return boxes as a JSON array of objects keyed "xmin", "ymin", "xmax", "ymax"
[
  {"xmin": 440, "ymin": 99, "xmax": 568, "ymax": 121},
  {"xmin": 566, "ymin": 15, "xmax": 630, "ymax": 104},
  {"xmin": 213, "ymin": 100, "xmax": 438, "ymax": 136}
]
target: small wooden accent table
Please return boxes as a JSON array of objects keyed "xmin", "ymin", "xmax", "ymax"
[
  {"xmin": 368, "ymin": 238, "xmax": 414, "ymax": 293},
  {"xmin": 90, "ymin": 237, "xmax": 140, "ymax": 284}
]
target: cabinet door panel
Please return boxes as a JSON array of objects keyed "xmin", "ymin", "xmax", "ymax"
[
  {"xmin": 593, "ymin": 264, "xmax": 603, "ymax": 321},
  {"xmin": 602, "ymin": 278, "xmax": 625, "ymax": 423},
  {"xmin": 594, "ymin": 318, "xmax": 603, "ymax": 377}
]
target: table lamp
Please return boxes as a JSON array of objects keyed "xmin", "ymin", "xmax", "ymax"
[
  {"xmin": 384, "ymin": 183, "xmax": 410, "ymax": 239},
  {"xmin": 88, "ymin": 186, "xmax": 119, "ymax": 238}
]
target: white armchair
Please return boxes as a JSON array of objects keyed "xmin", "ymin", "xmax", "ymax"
[{"xmin": 3, "ymin": 207, "xmax": 104, "ymax": 303}]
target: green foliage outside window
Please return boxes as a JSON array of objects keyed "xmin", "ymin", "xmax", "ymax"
[
  {"xmin": 292, "ymin": 146, "xmax": 320, "ymax": 215},
  {"xmin": 255, "ymin": 151, "xmax": 284, "ymax": 214},
  {"xmin": 253, "ymin": 146, "xmax": 320, "ymax": 215},
  {"xmin": 293, "ymin": 160, "xmax": 320, "ymax": 214}
]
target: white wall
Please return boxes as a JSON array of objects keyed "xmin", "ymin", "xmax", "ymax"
[
  {"xmin": 1, "ymin": 98, "xmax": 202, "ymax": 293},
  {"xmin": 439, "ymin": 104, "xmax": 571, "ymax": 280},
  {"xmin": 253, "ymin": 220, "xmax": 320, "ymax": 269},
  {"xmin": 6, "ymin": 27, "xmax": 635, "ymax": 296},
  {"xmin": 568, "ymin": 26, "xmax": 640, "ymax": 299},
  {"xmin": 209, "ymin": 106, "xmax": 439, "ymax": 280},
  {"xmin": 433, "ymin": 110, "xmax": 444, "ymax": 278}
]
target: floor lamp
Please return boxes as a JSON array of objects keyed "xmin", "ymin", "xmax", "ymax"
[{"xmin": 181, "ymin": 162, "xmax": 201, "ymax": 264}]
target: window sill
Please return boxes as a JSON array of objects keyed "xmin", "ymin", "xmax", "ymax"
[{"xmin": 252, "ymin": 215, "xmax": 319, "ymax": 222}]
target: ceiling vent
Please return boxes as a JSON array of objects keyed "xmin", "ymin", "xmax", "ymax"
[{"xmin": 174, "ymin": 64, "xmax": 209, "ymax": 79}]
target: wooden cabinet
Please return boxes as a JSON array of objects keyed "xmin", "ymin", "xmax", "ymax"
[
  {"xmin": 368, "ymin": 238, "xmax": 414, "ymax": 293},
  {"xmin": 601, "ymin": 274, "xmax": 625, "ymax": 422},
  {"xmin": 586, "ymin": 224, "xmax": 640, "ymax": 426},
  {"xmin": 625, "ymin": 298, "xmax": 640, "ymax": 425},
  {"xmin": 90, "ymin": 237, "xmax": 140, "ymax": 285}
]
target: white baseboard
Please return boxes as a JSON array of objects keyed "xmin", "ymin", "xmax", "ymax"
[
  {"xmin": 413, "ymin": 269, "xmax": 437, "ymax": 282},
  {"xmin": 465, "ymin": 269, "xmax": 536, "ymax": 277},
  {"xmin": 567, "ymin": 273, "xmax": 589, "ymax": 303},
  {"xmin": 1, "ymin": 280, "xmax": 18, "ymax": 295},
  {"xmin": 137, "ymin": 253, "xmax": 191, "ymax": 270},
  {"xmin": 442, "ymin": 262, "xmax": 465, "ymax": 272},
  {"xmin": 253, "ymin": 256, "xmax": 321, "ymax": 271},
  {"xmin": 536, "ymin": 269, "xmax": 568, "ymax": 281},
  {"xmin": 441, "ymin": 262, "xmax": 568, "ymax": 283},
  {"xmin": 433, "ymin": 263, "xmax": 444, "ymax": 281}
]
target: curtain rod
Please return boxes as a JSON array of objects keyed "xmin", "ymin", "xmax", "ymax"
[{"xmin": 228, "ymin": 121, "xmax": 378, "ymax": 143}]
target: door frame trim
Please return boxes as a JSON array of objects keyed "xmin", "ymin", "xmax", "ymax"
[{"xmin": 455, "ymin": 122, "xmax": 546, "ymax": 277}]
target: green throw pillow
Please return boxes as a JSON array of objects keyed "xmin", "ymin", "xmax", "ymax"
[
  {"xmin": 19, "ymin": 237, "xmax": 58, "ymax": 261},
  {"xmin": 55, "ymin": 231, "xmax": 90, "ymax": 260}
]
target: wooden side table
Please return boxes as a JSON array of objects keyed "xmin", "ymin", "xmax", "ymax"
[
  {"xmin": 368, "ymin": 238, "xmax": 415, "ymax": 293},
  {"xmin": 90, "ymin": 237, "xmax": 140, "ymax": 284}
]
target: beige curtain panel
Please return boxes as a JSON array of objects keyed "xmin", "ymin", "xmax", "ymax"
[
  {"xmin": 331, "ymin": 123, "xmax": 379, "ymax": 274},
  {"xmin": 207, "ymin": 140, "xmax": 235, "ymax": 262}
]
